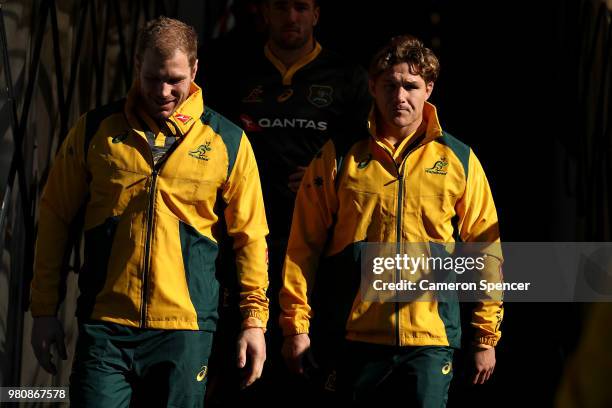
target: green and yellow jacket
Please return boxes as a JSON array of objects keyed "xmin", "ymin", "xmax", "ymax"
[
  {"xmin": 32, "ymin": 82, "xmax": 269, "ymax": 331},
  {"xmin": 279, "ymin": 101, "xmax": 503, "ymax": 348}
]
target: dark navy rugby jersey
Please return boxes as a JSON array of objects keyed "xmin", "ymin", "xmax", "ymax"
[{"xmin": 219, "ymin": 42, "xmax": 371, "ymax": 240}]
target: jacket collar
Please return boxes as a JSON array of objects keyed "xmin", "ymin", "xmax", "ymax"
[{"xmin": 368, "ymin": 101, "xmax": 443, "ymax": 160}]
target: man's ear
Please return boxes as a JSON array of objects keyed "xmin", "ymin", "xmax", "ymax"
[
  {"xmin": 425, "ymin": 82, "xmax": 434, "ymax": 100},
  {"xmin": 262, "ymin": 2, "xmax": 270, "ymax": 25},
  {"xmin": 368, "ymin": 78, "xmax": 376, "ymax": 98},
  {"xmin": 313, "ymin": 6, "xmax": 320, "ymax": 26},
  {"xmin": 192, "ymin": 59, "xmax": 199, "ymax": 81}
]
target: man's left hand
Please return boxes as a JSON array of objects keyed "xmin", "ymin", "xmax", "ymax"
[
  {"xmin": 237, "ymin": 327, "xmax": 266, "ymax": 389},
  {"xmin": 472, "ymin": 347, "xmax": 495, "ymax": 384}
]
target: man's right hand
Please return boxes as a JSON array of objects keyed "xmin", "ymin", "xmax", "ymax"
[
  {"xmin": 281, "ymin": 333, "xmax": 317, "ymax": 375},
  {"xmin": 31, "ymin": 316, "xmax": 67, "ymax": 375}
]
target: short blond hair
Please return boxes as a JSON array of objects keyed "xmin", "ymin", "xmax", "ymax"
[{"xmin": 135, "ymin": 16, "xmax": 198, "ymax": 67}]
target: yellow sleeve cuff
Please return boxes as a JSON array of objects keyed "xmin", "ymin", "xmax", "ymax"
[{"xmin": 241, "ymin": 316, "xmax": 267, "ymax": 332}]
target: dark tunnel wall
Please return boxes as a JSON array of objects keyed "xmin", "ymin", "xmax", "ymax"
[{"xmin": 0, "ymin": 0, "xmax": 182, "ymax": 390}]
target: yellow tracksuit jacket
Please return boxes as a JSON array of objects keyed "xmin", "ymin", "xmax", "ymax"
[
  {"xmin": 31, "ymin": 82, "xmax": 269, "ymax": 331},
  {"xmin": 279, "ymin": 101, "xmax": 503, "ymax": 347}
]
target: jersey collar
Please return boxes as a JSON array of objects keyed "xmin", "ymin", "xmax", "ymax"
[{"xmin": 264, "ymin": 41, "xmax": 322, "ymax": 86}]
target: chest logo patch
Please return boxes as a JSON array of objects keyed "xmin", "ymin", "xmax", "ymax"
[
  {"xmin": 175, "ymin": 113, "xmax": 192, "ymax": 124},
  {"xmin": 242, "ymin": 85, "xmax": 264, "ymax": 103},
  {"xmin": 425, "ymin": 157, "xmax": 448, "ymax": 175},
  {"xmin": 308, "ymin": 85, "xmax": 333, "ymax": 108},
  {"xmin": 189, "ymin": 142, "xmax": 212, "ymax": 161}
]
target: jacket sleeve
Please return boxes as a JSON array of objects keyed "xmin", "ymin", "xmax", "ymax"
[
  {"xmin": 279, "ymin": 140, "xmax": 339, "ymax": 336},
  {"xmin": 456, "ymin": 150, "xmax": 504, "ymax": 347},
  {"xmin": 222, "ymin": 133, "xmax": 270, "ymax": 329},
  {"xmin": 31, "ymin": 114, "xmax": 89, "ymax": 316}
]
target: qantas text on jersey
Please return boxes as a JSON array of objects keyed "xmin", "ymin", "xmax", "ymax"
[{"xmin": 241, "ymin": 114, "xmax": 328, "ymax": 132}]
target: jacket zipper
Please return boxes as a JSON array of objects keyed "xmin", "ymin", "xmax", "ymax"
[
  {"xmin": 141, "ymin": 168, "xmax": 158, "ymax": 327},
  {"xmin": 379, "ymin": 147, "xmax": 404, "ymax": 347},
  {"xmin": 380, "ymin": 136, "xmax": 426, "ymax": 346},
  {"xmin": 395, "ymin": 163, "xmax": 403, "ymax": 347},
  {"xmin": 140, "ymin": 126, "xmax": 183, "ymax": 328}
]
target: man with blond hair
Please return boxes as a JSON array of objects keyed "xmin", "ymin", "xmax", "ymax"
[{"xmin": 30, "ymin": 16, "xmax": 269, "ymax": 406}]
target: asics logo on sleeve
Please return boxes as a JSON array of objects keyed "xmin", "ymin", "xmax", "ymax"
[{"xmin": 196, "ymin": 365, "xmax": 208, "ymax": 381}]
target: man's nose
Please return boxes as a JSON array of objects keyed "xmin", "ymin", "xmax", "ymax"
[
  {"xmin": 393, "ymin": 87, "xmax": 407, "ymax": 104},
  {"xmin": 158, "ymin": 82, "xmax": 172, "ymax": 98},
  {"xmin": 286, "ymin": 7, "xmax": 299, "ymax": 22}
]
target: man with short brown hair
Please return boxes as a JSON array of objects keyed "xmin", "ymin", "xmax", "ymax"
[
  {"xmin": 30, "ymin": 16, "xmax": 269, "ymax": 406},
  {"xmin": 280, "ymin": 35, "xmax": 503, "ymax": 406}
]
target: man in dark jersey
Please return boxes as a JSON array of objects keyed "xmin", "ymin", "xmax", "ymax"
[
  {"xmin": 235, "ymin": 0, "xmax": 370, "ymax": 246},
  {"xmin": 245, "ymin": 0, "xmax": 370, "ymax": 355},
  {"xmin": 202, "ymin": 0, "xmax": 370, "ymax": 404}
]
